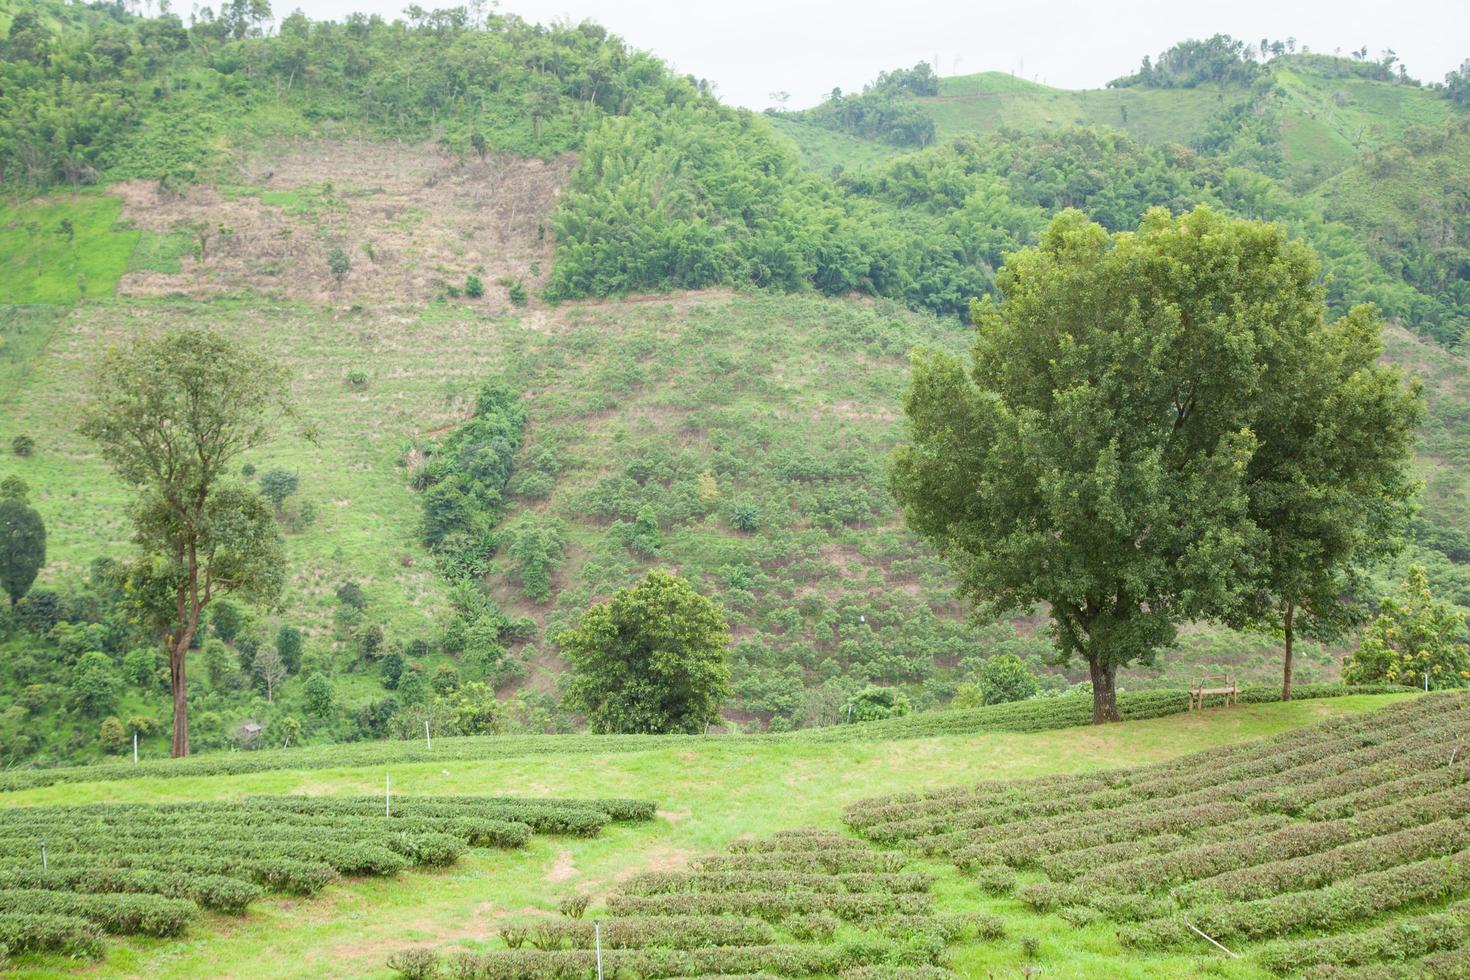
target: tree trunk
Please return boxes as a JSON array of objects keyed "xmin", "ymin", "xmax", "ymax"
[
  {"xmin": 169, "ymin": 640, "xmax": 190, "ymax": 757},
  {"xmin": 1088, "ymin": 656, "xmax": 1120, "ymax": 724},
  {"xmin": 1282, "ymin": 600, "xmax": 1296, "ymax": 702}
]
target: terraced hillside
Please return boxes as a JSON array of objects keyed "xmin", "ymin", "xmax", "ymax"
[{"xmin": 846, "ymin": 690, "xmax": 1470, "ymax": 977}]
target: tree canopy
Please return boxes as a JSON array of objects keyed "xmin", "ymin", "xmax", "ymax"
[
  {"xmin": 0, "ymin": 498, "xmax": 46, "ymax": 608},
  {"xmin": 892, "ymin": 206, "xmax": 1415, "ymax": 722},
  {"xmin": 80, "ymin": 329, "xmax": 291, "ymax": 756},
  {"xmin": 560, "ymin": 570, "xmax": 731, "ymax": 734}
]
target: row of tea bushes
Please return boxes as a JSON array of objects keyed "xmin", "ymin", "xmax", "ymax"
[
  {"xmin": 387, "ymin": 828, "xmax": 1002, "ymax": 978},
  {"xmin": 0, "ymin": 794, "xmax": 655, "ymax": 962},
  {"xmin": 845, "ymin": 691, "xmax": 1470, "ymax": 975}
]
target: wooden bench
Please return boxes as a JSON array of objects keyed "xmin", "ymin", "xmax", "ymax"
[{"xmin": 1189, "ymin": 675, "xmax": 1239, "ymax": 711}]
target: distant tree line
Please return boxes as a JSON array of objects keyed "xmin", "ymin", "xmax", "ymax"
[{"xmin": 788, "ymin": 63, "xmax": 939, "ymax": 147}]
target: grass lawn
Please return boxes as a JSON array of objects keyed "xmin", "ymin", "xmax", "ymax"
[
  {"xmin": 0, "ymin": 693, "xmax": 1414, "ymax": 978},
  {"xmin": 0, "ymin": 194, "xmax": 137, "ymax": 305}
]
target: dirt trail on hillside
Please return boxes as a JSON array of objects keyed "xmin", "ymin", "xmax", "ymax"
[{"xmin": 115, "ymin": 138, "xmax": 574, "ymax": 308}]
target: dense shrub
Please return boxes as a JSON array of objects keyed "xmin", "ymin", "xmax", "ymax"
[
  {"xmin": 0, "ymin": 911, "xmax": 104, "ymax": 958},
  {"xmin": 0, "ymin": 889, "xmax": 196, "ymax": 937}
]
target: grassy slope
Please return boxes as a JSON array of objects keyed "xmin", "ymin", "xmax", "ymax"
[
  {"xmin": 1, "ymin": 247, "xmax": 1346, "ymax": 732},
  {"xmin": 0, "ymin": 693, "xmax": 1413, "ymax": 979},
  {"xmin": 770, "ymin": 72, "xmax": 1241, "ymax": 174},
  {"xmin": 0, "ymin": 194, "xmax": 137, "ymax": 304},
  {"xmin": 925, "ymin": 72, "xmax": 1241, "ymax": 146},
  {"xmin": 1383, "ymin": 326, "xmax": 1470, "ymax": 530},
  {"xmin": 776, "ymin": 62, "xmax": 1455, "ymax": 194},
  {"xmin": 1274, "ymin": 68, "xmax": 1455, "ymax": 179}
]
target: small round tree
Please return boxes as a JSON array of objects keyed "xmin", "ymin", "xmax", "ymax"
[
  {"xmin": 977, "ymin": 653, "xmax": 1039, "ymax": 705},
  {"xmin": 0, "ymin": 497, "xmax": 45, "ymax": 608},
  {"xmin": 302, "ymin": 672, "xmax": 336, "ymax": 719},
  {"xmin": 560, "ymin": 570, "xmax": 730, "ymax": 734}
]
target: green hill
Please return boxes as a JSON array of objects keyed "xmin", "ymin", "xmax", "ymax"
[{"xmin": 0, "ymin": 8, "xmax": 1466, "ymax": 765}]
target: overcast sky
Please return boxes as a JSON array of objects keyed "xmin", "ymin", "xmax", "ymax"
[{"xmin": 279, "ymin": 0, "xmax": 1470, "ymax": 110}]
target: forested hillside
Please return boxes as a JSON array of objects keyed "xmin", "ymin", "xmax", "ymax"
[{"xmin": 2, "ymin": 6, "xmax": 1468, "ymax": 765}]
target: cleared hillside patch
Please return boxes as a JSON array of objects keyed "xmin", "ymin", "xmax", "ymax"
[{"xmin": 110, "ymin": 140, "xmax": 572, "ymax": 308}]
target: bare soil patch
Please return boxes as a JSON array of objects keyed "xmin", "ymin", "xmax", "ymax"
[{"xmin": 115, "ymin": 138, "xmax": 574, "ymax": 308}]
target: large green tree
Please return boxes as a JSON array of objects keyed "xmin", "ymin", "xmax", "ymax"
[
  {"xmin": 80, "ymin": 330, "xmax": 292, "ymax": 757},
  {"xmin": 0, "ymin": 497, "xmax": 46, "ymax": 608},
  {"xmin": 1238, "ymin": 303, "xmax": 1422, "ymax": 699},
  {"xmin": 560, "ymin": 570, "xmax": 731, "ymax": 733},
  {"xmin": 893, "ymin": 206, "xmax": 1367, "ymax": 722}
]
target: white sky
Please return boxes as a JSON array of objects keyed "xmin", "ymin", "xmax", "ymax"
[{"xmin": 276, "ymin": 0, "xmax": 1470, "ymax": 110}]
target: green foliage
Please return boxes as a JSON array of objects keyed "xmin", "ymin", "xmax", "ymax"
[
  {"xmin": 79, "ymin": 328, "xmax": 290, "ymax": 756},
  {"xmin": 0, "ymin": 498, "xmax": 45, "ymax": 607},
  {"xmin": 967, "ymin": 653, "xmax": 1038, "ymax": 706},
  {"xmin": 1344, "ymin": 567, "xmax": 1470, "ymax": 687},
  {"xmin": 464, "ymin": 274, "xmax": 484, "ymax": 299},
  {"xmin": 416, "ymin": 383, "xmax": 525, "ymax": 556},
  {"xmin": 302, "ymin": 672, "xmax": 335, "ymax": 719},
  {"xmin": 335, "ymin": 580, "xmax": 367, "ymax": 610},
  {"xmin": 0, "ymin": 3, "xmax": 699, "ymax": 192},
  {"xmin": 210, "ymin": 599, "xmax": 245, "ymax": 643},
  {"xmin": 70, "ymin": 650, "xmax": 120, "ymax": 717},
  {"xmin": 561, "ymin": 570, "xmax": 731, "ymax": 734},
  {"xmin": 1110, "ymin": 34, "xmax": 1267, "ymax": 89},
  {"xmin": 1447, "ymin": 59, "xmax": 1470, "ymax": 107},
  {"xmin": 98, "ymin": 715, "xmax": 126, "ymax": 753},
  {"xmin": 1235, "ymin": 299, "xmax": 1423, "ymax": 696},
  {"xmin": 727, "ymin": 499, "xmax": 760, "ymax": 533},
  {"xmin": 843, "ymin": 685, "xmax": 912, "ymax": 722},
  {"xmin": 275, "ymin": 625, "xmax": 302, "ymax": 674},
  {"xmin": 501, "ymin": 517, "xmax": 565, "ymax": 603},
  {"xmin": 893, "ymin": 207, "xmax": 1388, "ymax": 723},
  {"xmin": 10, "ymin": 435, "xmax": 35, "ymax": 458},
  {"xmin": 327, "ymin": 246, "xmax": 351, "ymax": 284},
  {"xmin": 203, "ymin": 639, "xmax": 236, "ymax": 689},
  {"xmin": 548, "ymin": 103, "xmax": 987, "ymax": 314},
  {"xmin": 379, "ymin": 651, "xmax": 405, "ymax": 690},
  {"xmin": 794, "ymin": 64, "xmax": 939, "ymax": 147},
  {"xmin": 256, "ymin": 468, "xmax": 299, "ymax": 511}
]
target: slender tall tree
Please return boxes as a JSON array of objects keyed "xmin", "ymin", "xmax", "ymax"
[
  {"xmin": 1239, "ymin": 303, "xmax": 1422, "ymax": 699},
  {"xmin": 81, "ymin": 330, "xmax": 293, "ymax": 756}
]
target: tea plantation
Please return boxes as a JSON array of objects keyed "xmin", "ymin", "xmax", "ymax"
[
  {"xmin": 0, "ymin": 691, "xmax": 1422, "ymax": 976},
  {"xmin": 0, "ymin": 796, "xmax": 653, "ymax": 959},
  {"xmin": 846, "ymin": 691, "xmax": 1470, "ymax": 977}
]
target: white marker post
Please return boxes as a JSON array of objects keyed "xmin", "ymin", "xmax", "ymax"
[
  {"xmin": 594, "ymin": 921, "xmax": 603, "ymax": 980},
  {"xmin": 40, "ymin": 838, "xmax": 47, "ymax": 870},
  {"xmin": 425, "ymin": 719, "xmax": 431, "ymax": 750},
  {"xmin": 133, "ymin": 732, "xmax": 139, "ymax": 765}
]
